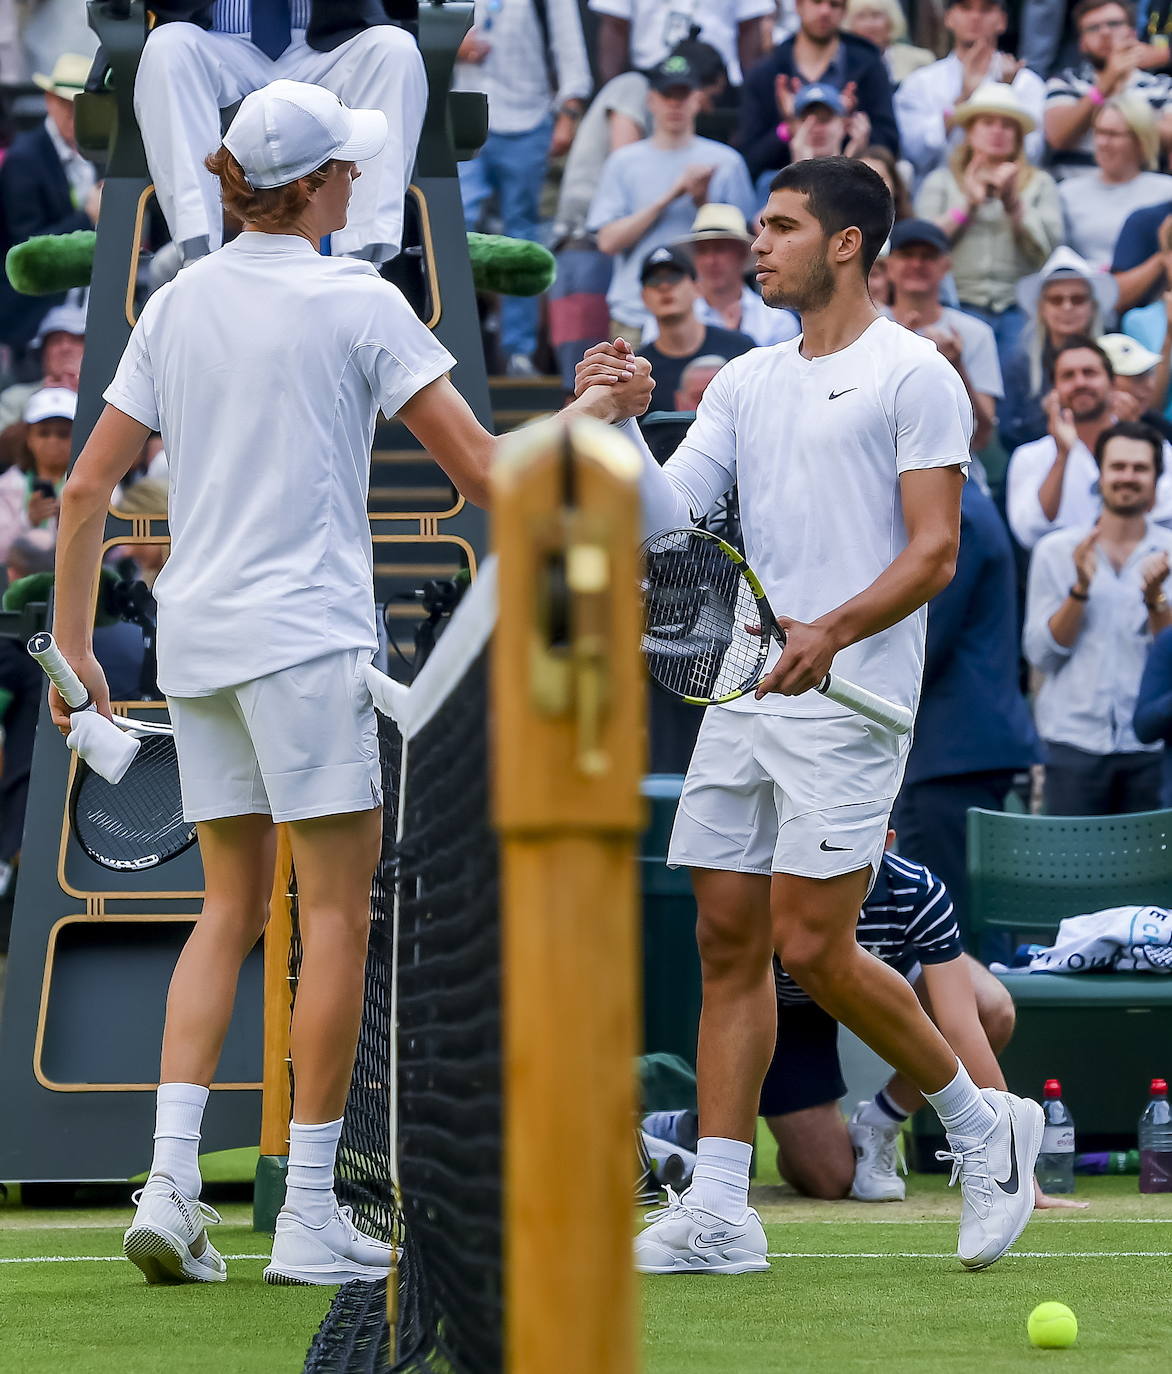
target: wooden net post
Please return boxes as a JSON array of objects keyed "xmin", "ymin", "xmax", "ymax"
[
  {"xmin": 254, "ymin": 825, "xmax": 295, "ymax": 1233},
  {"xmin": 493, "ymin": 415, "xmax": 645, "ymax": 1374}
]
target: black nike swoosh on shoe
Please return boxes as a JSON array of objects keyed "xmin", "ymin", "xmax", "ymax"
[
  {"xmin": 820, "ymin": 839, "xmax": 851, "ymax": 852},
  {"xmin": 993, "ymin": 1111, "xmax": 1020, "ymax": 1195},
  {"xmin": 828, "ymin": 388, "xmax": 858, "ymax": 400},
  {"xmin": 696, "ymin": 1230, "xmax": 735, "ymax": 1247}
]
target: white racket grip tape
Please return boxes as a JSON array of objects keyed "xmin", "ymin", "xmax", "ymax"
[
  {"xmin": 818, "ymin": 674, "xmax": 913, "ymax": 736},
  {"xmin": 27, "ymin": 632, "xmax": 90, "ymax": 709}
]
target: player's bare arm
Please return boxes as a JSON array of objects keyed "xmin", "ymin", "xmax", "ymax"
[
  {"xmin": 49, "ymin": 403, "xmax": 152, "ymax": 731},
  {"xmin": 758, "ymin": 465, "xmax": 964, "ymax": 698}
]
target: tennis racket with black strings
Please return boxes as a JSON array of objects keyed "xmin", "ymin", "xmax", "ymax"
[
  {"xmin": 28, "ymin": 632, "xmax": 196, "ymax": 871},
  {"xmin": 641, "ymin": 528, "xmax": 914, "ymax": 734}
]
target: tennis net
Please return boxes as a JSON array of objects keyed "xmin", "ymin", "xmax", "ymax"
[{"xmin": 301, "ymin": 564, "xmax": 502, "ymax": 1374}]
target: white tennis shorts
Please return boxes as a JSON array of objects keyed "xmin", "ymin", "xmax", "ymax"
[
  {"xmin": 168, "ymin": 648, "xmax": 382, "ymax": 824},
  {"xmin": 667, "ymin": 705, "xmax": 910, "ymax": 880}
]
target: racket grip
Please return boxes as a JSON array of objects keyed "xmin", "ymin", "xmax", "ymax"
[
  {"xmin": 27, "ymin": 632, "xmax": 90, "ymax": 710},
  {"xmin": 817, "ymin": 674, "xmax": 913, "ymax": 736}
]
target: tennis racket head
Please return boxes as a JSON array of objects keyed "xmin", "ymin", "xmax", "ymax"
[
  {"xmin": 69, "ymin": 728, "xmax": 196, "ymax": 872},
  {"xmin": 641, "ymin": 527, "xmax": 775, "ymax": 704}
]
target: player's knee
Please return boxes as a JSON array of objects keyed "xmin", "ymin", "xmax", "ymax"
[
  {"xmin": 978, "ymin": 980, "xmax": 1016, "ymax": 1051},
  {"xmin": 773, "ymin": 926, "xmax": 835, "ymax": 991},
  {"xmin": 696, "ymin": 908, "xmax": 769, "ymax": 984},
  {"xmin": 779, "ymin": 1149, "xmax": 852, "ymax": 1200}
]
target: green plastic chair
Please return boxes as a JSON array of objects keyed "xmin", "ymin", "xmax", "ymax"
[{"xmin": 967, "ymin": 807, "xmax": 1172, "ymax": 943}]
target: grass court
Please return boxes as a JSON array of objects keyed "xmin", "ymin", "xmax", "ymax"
[{"xmin": 4, "ymin": 1171, "xmax": 1169, "ymax": 1373}]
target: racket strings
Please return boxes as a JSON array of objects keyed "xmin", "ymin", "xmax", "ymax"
[
  {"xmin": 641, "ymin": 530, "xmax": 768, "ymax": 702},
  {"xmin": 73, "ymin": 733, "xmax": 194, "ymax": 868}
]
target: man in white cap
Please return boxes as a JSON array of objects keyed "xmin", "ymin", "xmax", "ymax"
[
  {"xmin": 1099, "ymin": 331, "xmax": 1172, "ymax": 439},
  {"xmin": 46, "ymin": 80, "xmax": 648, "ymax": 1290},
  {"xmin": 133, "ymin": 4, "xmax": 427, "ymax": 268},
  {"xmin": 665, "ymin": 202, "xmax": 800, "ymax": 348}
]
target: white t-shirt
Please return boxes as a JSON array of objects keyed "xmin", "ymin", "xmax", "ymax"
[
  {"xmin": 588, "ymin": 0, "xmax": 775, "ymax": 86},
  {"xmin": 644, "ymin": 315, "xmax": 973, "ymax": 717},
  {"xmin": 104, "ymin": 233, "xmax": 456, "ymax": 697}
]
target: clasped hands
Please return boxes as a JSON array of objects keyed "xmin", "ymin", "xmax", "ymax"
[{"xmin": 573, "ymin": 338, "xmax": 654, "ymax": 423}]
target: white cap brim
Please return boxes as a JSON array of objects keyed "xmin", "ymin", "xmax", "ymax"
[{"xmin": 336, "ymin": 108, "xmax": 389, "ymax": 164}]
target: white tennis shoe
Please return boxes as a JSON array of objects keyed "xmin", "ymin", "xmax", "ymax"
[
  {"xmin": 847, "ymin": 1104, "xmax": 906, "ymax": 1202},
  {"xmin": 937, "ymin": 1088, "xmax": 1044, "ymax": 1271},
  {"xmin": 123, "ymin": 1175, "xmax": 227, "ymax": 1284},
  {"xmin": 264, "ymin": 1204, "xmax": 394, "ymax": 1286},
  {"xmin": 634, "ymin": 1188, "xmax": 769, "ymax": 1275}
]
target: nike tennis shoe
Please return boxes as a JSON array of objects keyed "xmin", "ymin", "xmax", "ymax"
[
  {"xmin": 264, "ymin": 1204, "xmax": 394, "ymax": 1286},
  {"xmin": 123, "ymin": 1175, "xmax": 227, "ymax": 1284},
  {"xmin": 634, "ymin": 1187, "xmax": 769, "ymax": 1275},
  {"xmin": 937, "ymin": 1088, "xmax": 1044, "ymax": 1271},
  {"xmin": 847, "ymin": 1103, "xmax": 906, "ymax": 1202}
]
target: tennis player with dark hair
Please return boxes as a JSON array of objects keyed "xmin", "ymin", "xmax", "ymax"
[
  {"xmin": 48, "ymin": 80, "xmax": 642, "ymax": 1288},
  {"xmin": 577, "ymin": 155, "xmax": 1044, "ymax": 1275}
]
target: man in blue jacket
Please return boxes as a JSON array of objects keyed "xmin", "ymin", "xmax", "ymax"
[
  {"xmin": 737, "ymin": 0, "xmax": 898, "ymax": 181},
  {"xmin": 892, "ymin": 479, "xmax": 1040, "ymax": 939}
]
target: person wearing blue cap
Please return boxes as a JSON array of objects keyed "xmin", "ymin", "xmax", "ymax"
[
  {"xmin": 788, "ymin": 82, "xmax": 874, "ymax": 166},
  {"xmin": 738, "ymin": 0, "xmax": 899, "ymax": 180}
]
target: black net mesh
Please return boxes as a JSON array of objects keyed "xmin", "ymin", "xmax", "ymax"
[{"xmin": 300, "ymin": 641, "xmax": 502, "ymax": 1374}]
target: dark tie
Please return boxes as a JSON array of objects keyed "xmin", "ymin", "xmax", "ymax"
[{"xmin": 251, "ymin": 0, "xmax": 292, "ymax": 61}]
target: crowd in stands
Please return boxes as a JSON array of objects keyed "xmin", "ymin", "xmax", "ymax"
[{"xmin": 10, "ymin": 0, "xmax": 1172, "ymax": 952}]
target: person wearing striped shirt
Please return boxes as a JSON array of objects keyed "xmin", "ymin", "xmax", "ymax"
[
  {"xmin": 759, "ymin": 833, "xmax": 1086, "ymax": 1210},
  {"xmin": 134, "ymin": 1, "xmax": 426, "ymax": 267}
]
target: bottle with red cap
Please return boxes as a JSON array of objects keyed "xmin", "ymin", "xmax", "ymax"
[
  {"xmin": 1139, "ymin": 1079, "xmax": 1172, "ymax": 1194},
  {"xmin": 1037, "ymin": 1079, "xmax": 1075, "ymax": 1194}
]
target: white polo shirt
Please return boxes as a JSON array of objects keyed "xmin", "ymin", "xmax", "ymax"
[
  {"xmin": 104, "ymin": 232, "xmax": 455, "ymax": 697},
  {"xmin": 639, "ymin": 315, "xmax": 973, "ymax": 718}
]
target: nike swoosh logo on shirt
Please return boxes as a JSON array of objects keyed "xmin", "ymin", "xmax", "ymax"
[
  {"xmin": 994, "ymin": 1115, "xmax": 1021, "ymax": 1195},
  {"xmin": 820, "ymin": 840, "xmax": 851, "ymax": 852},
  {"xmin": 828, "ymin": 388, "xmax": 858, "ymax": 400}
]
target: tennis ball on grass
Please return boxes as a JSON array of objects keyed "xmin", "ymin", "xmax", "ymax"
[{"xmin": 1027, "ymin": 1302, "xmax": 1078, "ymax": 1348}]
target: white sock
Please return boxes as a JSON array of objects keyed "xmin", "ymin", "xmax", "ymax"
[
  {"xmin": 858, "ymin": 1088, "xmax": 909, "ymax": 1129},
  {"xmin": 925, "ymin": 1062, "xmax": 997, "ymax": 1141},
  {"xmin": 284, "ymin": 1118, "xmax": 344, "ymax": 1226},
  {"xmin": 150, "ymin": 1082, "xmax": 208, "ymax": 1198},
  {"xmin": 683, "ymin": 1136, "xmax": 753, "ymax": 1220}
]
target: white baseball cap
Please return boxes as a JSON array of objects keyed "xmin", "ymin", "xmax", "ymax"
[
  {"xmin": 223, "ymin": 80, "xmax": 389, "ymax": 190},
  {"xmin": 24, "ymin": 387, "xmax": 77, "ymax": 425},
  {"xmin": 1098, "ymin": 332, "xmax": 1162, "ymax": 378}
]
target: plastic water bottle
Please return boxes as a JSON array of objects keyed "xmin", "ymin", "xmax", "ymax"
[
  {"xmin": 1037, "ymin": 1079, "xmax": 1076, "ymax": 1194},
  {"xmin": 1139, "ymin": 1078, "xmax": 1172, "ymax": 1194}
]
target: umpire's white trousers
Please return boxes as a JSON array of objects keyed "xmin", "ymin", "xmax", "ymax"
[{"xmin": 134, "ymin": 23, "xmax": 427, "ymax": 260}]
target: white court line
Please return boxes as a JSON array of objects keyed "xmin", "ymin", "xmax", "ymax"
[
  {"xmin": 0, "ymin": 1253, "xmax": 270, "ymax": 1265},
  {"xmin": 765, "ymin": 1251, "xmax": 1172, "ymax": 1260},
  {"xmin": 761, "ymin": 1216, "xmax": 1172, "ymax": 1224}
]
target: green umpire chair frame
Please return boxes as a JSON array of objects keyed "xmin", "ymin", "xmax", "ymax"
[{"xmin": 911, "ymin": 807, "xmax": 1172, "ymax": 1165}]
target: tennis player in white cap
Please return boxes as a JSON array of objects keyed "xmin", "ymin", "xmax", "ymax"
[{"xmin": 49, "ymin": 80, "xmax": 648, "ymax": 1289}]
